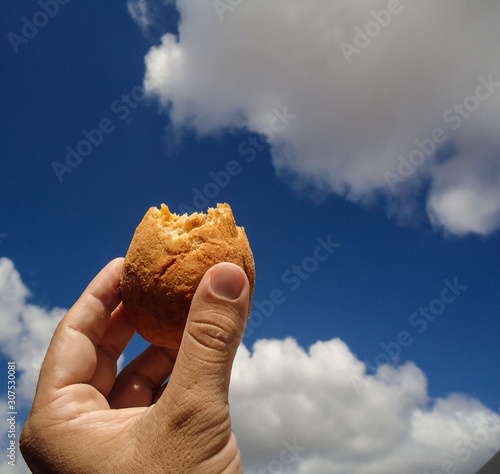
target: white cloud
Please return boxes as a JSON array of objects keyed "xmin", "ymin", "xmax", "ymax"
[
  {"xmin": 0, "ymin": 394, "xmax": 29, "ymax": 474},
  {"xmin": 0, "ymin": 258, "xmax": 65, "ymax": 405},
  {"xmin": 137, "ymin": 0, "xmax": 500, "ymax": 236},
  {"xmin": 127, "ymin": 0, "xmax": 151, "ymax": 30},
  {"xmin": 127, "ymin": 0, "xmax": 175, "ymax": 36},
  {"xmin": 0, "ymin": 258, "xmax": 65, "ymax": 473},
  {"xmin": 0, "ymin": 400, "xmax": 9, "ymax": 449},
  {"xmin": 230, "ymin": 338, "xmax": 500, "ymax": 474},
  {"xmin": 426, "ymin": 142, "xmax": 500, "ymax": 236}
]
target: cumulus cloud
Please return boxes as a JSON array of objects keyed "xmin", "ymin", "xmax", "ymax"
[
  {"xmin": 0, "ymin": 258, "xmax": 66, "ymax": 405},
  {"xmin": 230, "ymin": 338, "xmax": 500, "ymax": 474},
  {"xmin": 0, "ymin": 258, "xmax": 66, "ymax": 473},
  {"xmin": 0, "ymin": 396, "xmax": 28, "ymax": 474},
  {"xmin": 137, "ymin": 0, "xmax": 500, "ymax": 236}
]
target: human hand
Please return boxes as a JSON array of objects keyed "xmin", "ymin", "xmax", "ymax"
[{"xmin": 20, "ymin": 258, "xmax": 249, "ymax": 473}]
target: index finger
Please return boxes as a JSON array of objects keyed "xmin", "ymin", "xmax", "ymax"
[{"xmin": 35, "ymin": 258, "xmax": 124, "ymax": 404}]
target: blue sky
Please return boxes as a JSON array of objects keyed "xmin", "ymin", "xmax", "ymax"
[{"xmin": 1, "ymin": 2, "xmax": 500, "ymax": 473}]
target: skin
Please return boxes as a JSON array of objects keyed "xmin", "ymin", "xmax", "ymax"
[{"xmin": 20, "ymin": 258, "xmax": 249, "ymax": 473}]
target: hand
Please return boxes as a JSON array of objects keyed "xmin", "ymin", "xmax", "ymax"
[{"xmin": 20, "ymin": 258, "xmax": 249, "ymax": 473}]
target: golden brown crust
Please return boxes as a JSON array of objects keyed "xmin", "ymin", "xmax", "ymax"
[{"xmin": 120, "ymin": 203, "xmax": 255, "ymax": 348}]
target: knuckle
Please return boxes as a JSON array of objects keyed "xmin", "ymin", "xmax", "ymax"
[
  {"xmin": 167, "ymin": 394, "xmax": 230, "ymax": 438},
  {"xmin": 187, "ymin": 311, "xmax": 239, "ymax": 357},
  {"xmin": 168, "ymin": 396, "xmax": 203, "ymax": 430}
]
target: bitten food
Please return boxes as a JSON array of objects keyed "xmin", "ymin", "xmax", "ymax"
[{"xmin": 120, "ymin": 203, "xmax": 255, "ymax": 348}]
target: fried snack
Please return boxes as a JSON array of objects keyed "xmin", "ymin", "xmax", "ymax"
[{"xmin": 120, "ymin": 203, "xmax": 255, "ymax": 348}]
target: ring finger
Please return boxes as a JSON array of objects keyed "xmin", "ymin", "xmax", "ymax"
[{"xmin": 107, "ymin": 345, "xmax": 178, "ymax": 409}]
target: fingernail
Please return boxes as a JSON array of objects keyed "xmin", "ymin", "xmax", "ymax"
[{"xmin": 210, "ymin": 263, "xmax": 245, "ymax": 300}]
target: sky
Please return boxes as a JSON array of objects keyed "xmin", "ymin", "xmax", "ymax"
[{"xmin": 1, "ymin": 1, "xmax": 500, "ymax": 473}]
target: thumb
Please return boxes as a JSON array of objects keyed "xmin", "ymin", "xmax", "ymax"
[
  {"xmin": 138, "ymin": 263, "xmax": 249, "ymax": 470},
  {"xmin": 160, "ymin": 262, "xmax": 249, "ymax": 417}
]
